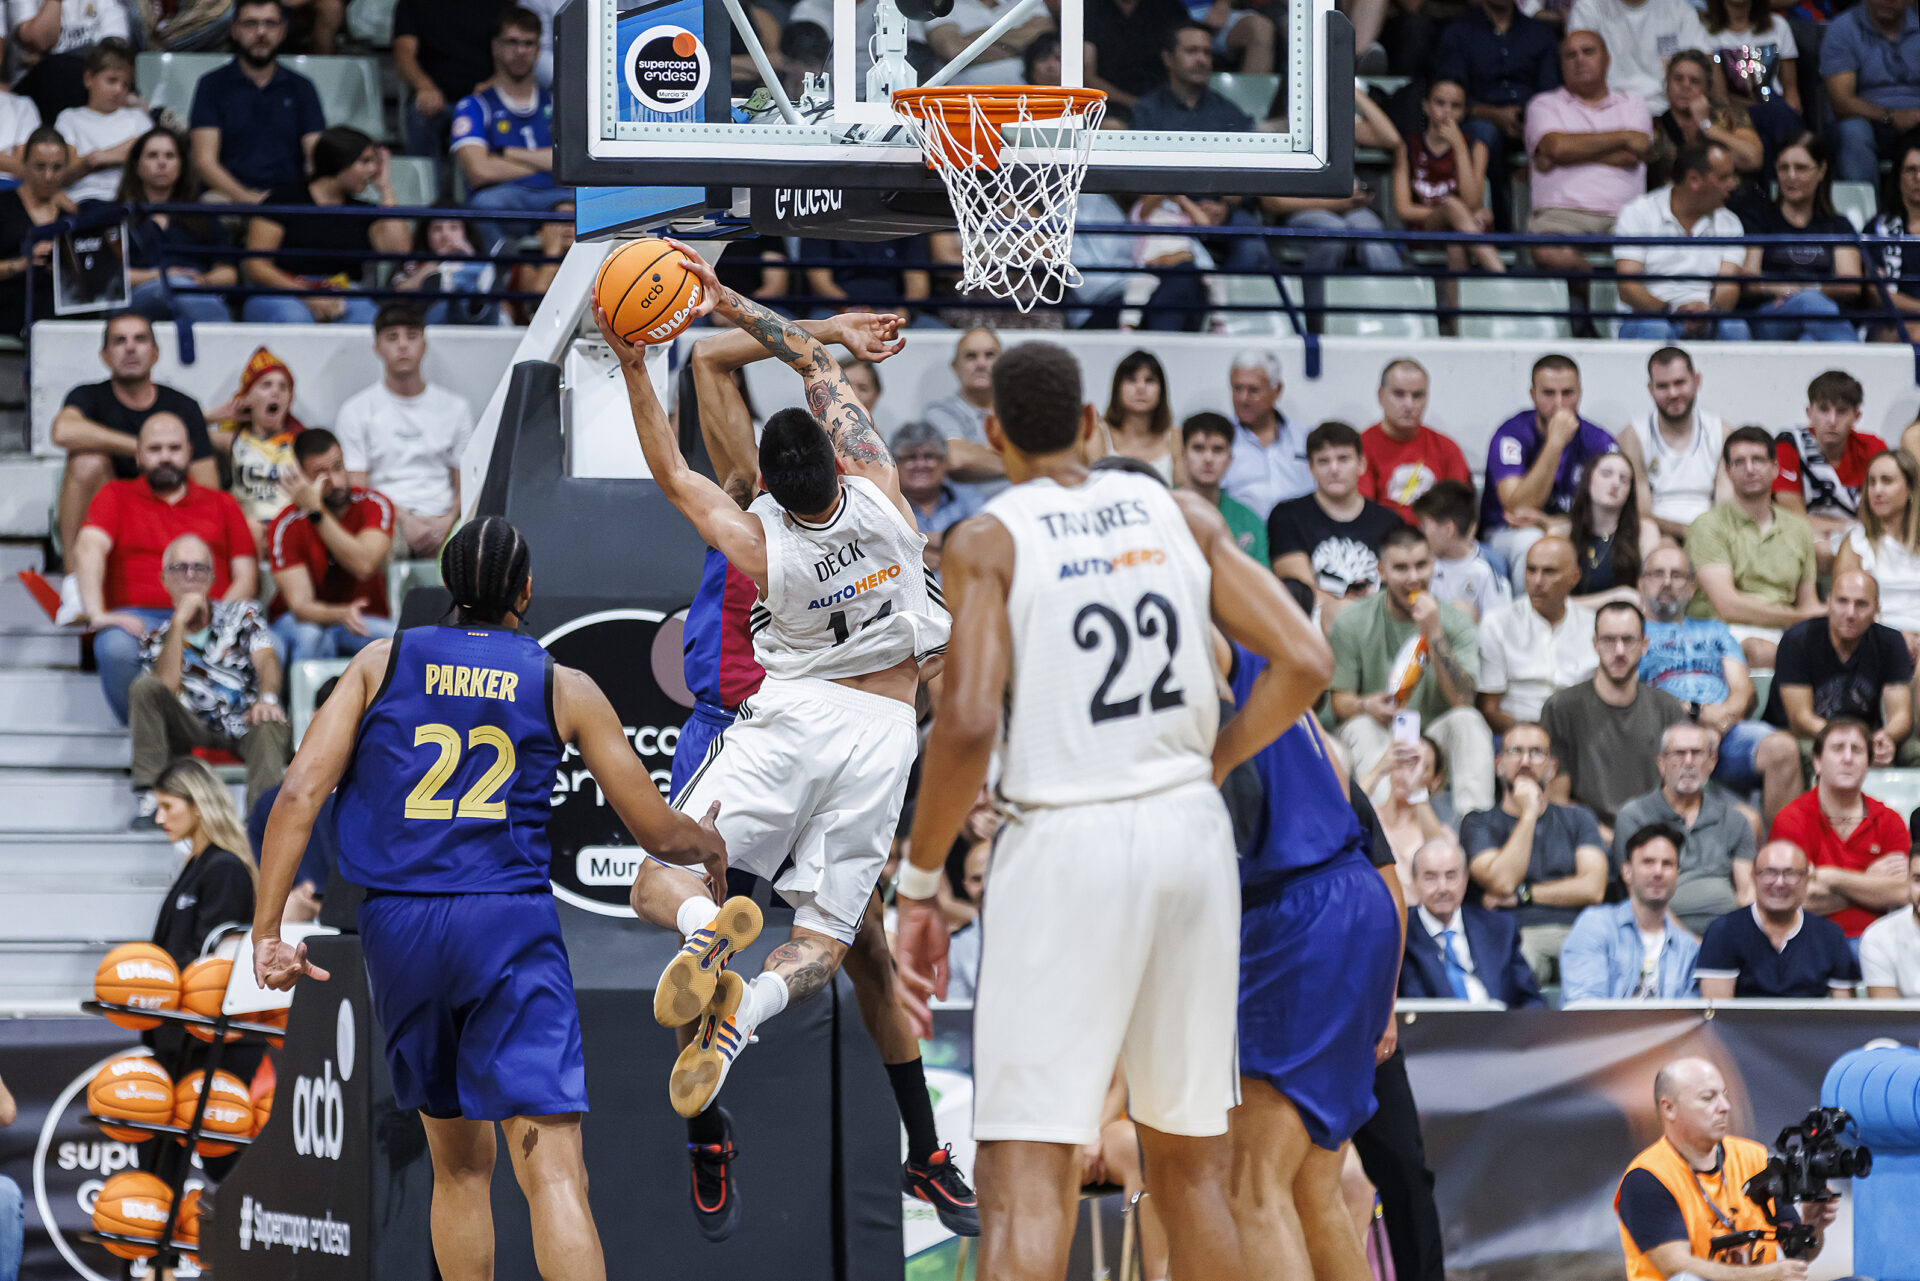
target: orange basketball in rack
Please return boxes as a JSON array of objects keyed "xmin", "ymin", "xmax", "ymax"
[
  {"xmin": 87, "ymin": 1056, "xmax": 175, "ymax": 1141},
  {"xmin": 91, "ymin": 1171, "xmax": 173, "ymax": 1258},
  {"xmin": 93, "ymin": 943, "xmax": 181, "ymax": 1029},
  {"xmin": 593, "ymin": 237, "xmax": 703, "ymax": 345},
  {"xmin": 180, "ymin": 956, "xmax": 236, "ymax": 1042},
  {"xmin": 173, "ymin": 1070, "xmax": 254, "ymax": 1157},
  {"xmin": 176, "ymin": 1188, "xmax": 203, "ymax": 1264}
]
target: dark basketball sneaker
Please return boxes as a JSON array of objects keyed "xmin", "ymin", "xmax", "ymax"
[
  {"xmin": 902, "ymin": 1146, "xmax": 979, "ymax": 1236},
  {"xmin": 688, "ymin": 1108, "xmax": 742, "ymax": 1242}
]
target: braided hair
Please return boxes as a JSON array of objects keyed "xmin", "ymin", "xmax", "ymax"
[{"xmin": 441, "ymin": 517, "xmax": 531, "ymax": 625}]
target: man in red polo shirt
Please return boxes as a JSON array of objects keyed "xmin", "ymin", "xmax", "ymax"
[
  {"xmin": 1358, "ymin": 358, "xmax": 1472, "ymax": 522},
  {"xmin": 1769, "ymin": 718, "xmax": 1911, "ymax": 940},
  {"xmin": 1774, "ymin": 370, "xmax": 1887, "ymax": 577},
  {"xmin": 71, "ymin": 412, "xmax": 257, "ymax": 723},
  {"xmin": 266, "ymin": 428, "xmax": 398, "ymax": 662}
]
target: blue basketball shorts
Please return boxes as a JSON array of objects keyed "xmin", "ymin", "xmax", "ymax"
[
  {"xmin": 1238, "ymin": 854, "xmax": 1400, "ymax": 1149},
  {"xmin": 671, "ymin": 702, "xmax": 735, "ymax": 800},
  {"xmin": 358, "ymin": 890, "xmax": 589, "ymax": 1121}
]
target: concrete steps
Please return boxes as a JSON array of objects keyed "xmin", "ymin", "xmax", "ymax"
[
  {"xmin": 0, "ymin": 771, "xmax": 137, "ymax": 831},
  {"xmin": 0, "ymin": 669, "xmax": 120, "ymax": 732},
  {"xmin": 0, "ymin": 725, "xmax": 128, "ymax": 769}
]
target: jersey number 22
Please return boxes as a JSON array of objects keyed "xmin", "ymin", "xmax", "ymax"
[{"xmin": 1074, "ymin": 592, "xmax": 1186, "ymax": 724}]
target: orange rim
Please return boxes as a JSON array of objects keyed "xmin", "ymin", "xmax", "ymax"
[{"xmin": 892, "ymin": 85, "xmax": 1106, "ymax": 170}]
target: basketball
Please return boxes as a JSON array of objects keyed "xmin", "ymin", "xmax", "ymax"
[
  {"xmin": 255, "ymin": 1004, "xmax": 288, "ymax": 1048},
  {"xmin": 93, "ymin": 943, "xmax": 181, "ymax": 1029},
  {"xmin": 252, "ymin": 1082, "xmax": 274, "ymax": 1137},
  {"xmin": 176, "ymin": 1187, "xmax": 203, "ymax": 1263},
  {"xmin": 180, "ymin": 956, "xmax": 236, "ymax": 1042},
  {"xmin": 594, "ymin": 238, "xmax": 703, "ymax": 346},
  {"xmin": 87, "ymin": 1056, "xmax": 175, "ymax": 1141},
  {"xmin": 173, "ymin": 1069, "xmax": 254, "ymax": 1156},
  {"xmin": 91, "ymin": 1171, "xmax": 173, "ymax": 1258}
]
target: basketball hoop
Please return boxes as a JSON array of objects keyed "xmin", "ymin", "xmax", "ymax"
[{"xmin": 891, "ymin": 86, "xmax": 1106, "ymax": 312}]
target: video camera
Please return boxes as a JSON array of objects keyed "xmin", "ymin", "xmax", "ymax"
[{"xmin": 1711, "ymin": 1108, "xmax": 1873, "ymax": 1261}]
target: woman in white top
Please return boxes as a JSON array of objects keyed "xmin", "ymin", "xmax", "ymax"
[
  {"xmin": 1101, "ymin": 348, "xmax": 1182, "ymax": 485},
  {"xmin": 1836, "ymin": 448, "xmax": 1920, "ymax": 647},
  {"xmin": 1359, "ymin": 737, "xmax": 1455, "ymax": 892}
]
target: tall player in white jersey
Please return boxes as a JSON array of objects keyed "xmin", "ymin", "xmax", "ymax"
[
  {"xmin": 896, "ymin": 342, "xmax": 1334, "ymax": 1281},
  {"xmin": 593, "ymin": 248, "xmax": 950, "ymax": 1121}
]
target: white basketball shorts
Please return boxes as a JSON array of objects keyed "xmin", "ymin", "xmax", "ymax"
[
  {"xmin": 972, "ymin": 780, "xmax": 1242, "ymax": 1145},
  {"xmin": 671, "ymin": 676, "xmax": 917, "ymax": 943}
]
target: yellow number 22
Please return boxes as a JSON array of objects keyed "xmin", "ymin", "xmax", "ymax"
[{"xmin": 403, "ymin": 723, "xmax": 517, "ymax": 820}]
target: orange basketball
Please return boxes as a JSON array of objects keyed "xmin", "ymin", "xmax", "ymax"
[
  {"xmin": 251, "ymin": 1083, "xmax": 274, "ymax": 1137},
  {"xmin": 180, "ymin": 956, "xmax": 235, "ymax": 1042},
  {"xmin": 94, "ymin": 943, "xmax": 181, "ymax": 1030},
  {"xmin": 173, "ymin": 1070, "xmax": 253, "ymax": 1157},
  {"xmin": 254, "ymin": 1005, "xmax": 288, "ymax": 1048},
  {"xmin": 594, "ymin": 237, "xmax": 703, "ymax": 345},
  {"xmin": 175, "ymin": 1188, "xmax": 203, "ymax": 1263},
  {"xmin": 91, "ymin": 1171, "xmax": 173, "ymax": 1258},
  {"xmin": 87, "ymin": 1057, "xmax": 175, "ymax": 1142}
]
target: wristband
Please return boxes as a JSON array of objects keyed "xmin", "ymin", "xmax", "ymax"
[
  {"xmin": 259, "ymin": 693, "xmax": 280, "ymax": 706},
  {"xmin": 896, "ymin": 861, "xmax": 944, "ymax": 902}
]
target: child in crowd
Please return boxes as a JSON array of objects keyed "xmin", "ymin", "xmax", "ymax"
[
  {"xmin": 211, "ymin": 347, "xmax": 305, "ymax": 551},
  {"xmin": 55, "ymin": 40, "xmax": 151, "ymax": 205},
  {"xmin": 1412, "ymin": 479, "xmax": 1510, "ymax": 621},
  {"xmin": 0, "ymin": 79, "xmax": 42, "ymax": 186}
]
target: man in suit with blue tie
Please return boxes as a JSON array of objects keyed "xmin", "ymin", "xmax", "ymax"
[{"xmin": 1400, "ymin": 837, "xmax": 1546, "ymax": 1007}]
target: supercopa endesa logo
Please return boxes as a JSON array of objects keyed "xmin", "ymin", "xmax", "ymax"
[{"xmin": 624, "ymin": 25, "xmax": 709, "ymax": 114}]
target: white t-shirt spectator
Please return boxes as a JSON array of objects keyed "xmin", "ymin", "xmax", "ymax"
[
  {"xmin": 0, "ymin": 92, "xmax": 41, "ymax": 153},
  {"xmin": 55, "ymin": 104, "xmax": 151, "ymax": 202},
  {"xmin": 928, "ymin": 0, "xmax": 1034, "ymax": 84},
  {"xmin": 334, "ymin": 382, "xmax": 476, "ymax": 516},
  {"xmin": 1844, "ymin": 527, "xmax": 1920, "ymax": 633},
  {"xmin": 1478, "ymin": 597, "xmax": 1599, "ymax": 722},
  {"xmin": 1566, "ymin": 0, "xmax": 1711, "ymax": 113},
  {"xmin": 9, "ymin": 0, "xmax": 132, "ymax": 56},
  {"xmin": 1860, "ymin": 906, "xmax": 1920, "ymax": 997},
  {"xmin": 1612, "ymin": 186, "xmax": 1747, "ymax": 309}
]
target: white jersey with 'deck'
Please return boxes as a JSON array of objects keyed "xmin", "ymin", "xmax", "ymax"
[
  {"xmin": 749, "ymin": 474, "xmax": 950, "ymax": 681},
  {"xmin": 987, "ymin": 471, "xmax": 1219, "ymax": 808}
]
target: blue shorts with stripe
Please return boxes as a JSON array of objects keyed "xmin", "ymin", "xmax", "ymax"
[
  {"xmin": 358, "ymin": 890, "xmax": 588, "ymax": 1120},
  {"xmin": 671, "ymin": 702, "xmax": 736, "ymax": 800},
  {"xmin": 1238, "ymin": 853, "xmax": 1400, "ymax": 1149}
]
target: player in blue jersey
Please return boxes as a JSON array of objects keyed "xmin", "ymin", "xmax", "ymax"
[{"xmin": 250, "ymin": 517, "xmax": 725, "ymax": 1281}]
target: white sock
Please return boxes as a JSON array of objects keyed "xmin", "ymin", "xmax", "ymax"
[
  {"xmin": 676, "ymin": 896, "xmax": 720, "ymax": 939},
  {"xmin": 740, "ymin": 973, "xmax": 789, "ymax": 1031}
]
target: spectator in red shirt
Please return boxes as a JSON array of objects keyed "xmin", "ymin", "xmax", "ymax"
[
  {"xmin": 70, "ymin": 412, "xmax": 258, "ymax": 723},
  {"xmin": 1359, "ymin": 358, "xmax": 1472, "ymax": 522},
  {"xmin": 267, "ymin": 428, "xmax": 398, "ymax": 662},
  {"xmin": 1774, "ymin": 369, "xmax": 1887, "ymax": 575},
  {"xmin": 1769, "ymin": 717, "xmax": 1912, "ymax": 939}
]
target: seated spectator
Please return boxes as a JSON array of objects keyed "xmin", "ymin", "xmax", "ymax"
[
  {"xmin": 1838, "ymin": 449, "xmax": 1920, "ymax": 640},
  {"xmin": 209, "ymin": 345, "xmax": 304, "ymax": 548},
  {"xmin": 1525, "ymin": 31, "xmax": 1654, "ymax": 294},
  {"xmin": 1614, "ymin": 723, "xmax": 1760, "ymax": 934},
  {"xmin": 1704, "ymin": 0, "xmax": 1804, "ymax": 151},
  {"xmin": 52, "ymin": 40, "xmax": 148, "ymax": 205},
  {"xmin": 1022, "ymin": 29, "xmax": 1063, "ymax": 85},
  {"xmin": 0, "ymin": 128, "xmax": 74, "ymax": 339},
  {"xmin": 925, "ymin": 327, "xmax": 1004, "ymax": 495},
  {"xmin": 943, "ymin": 836, "xmax": 991, "ymax": 1001},
  {"xmin": 1360, "ymin": 736, "xmax": 1455, "ymax": 888},
  {"xmin": 803, "ymin": 237, "xmax": 932, "ymax": 321},
  {"xmin": 127, "ymin": 533, "xmax": 291, "ymax": 818},
  {"xmin": 1770, "ymin": 717, "xmax": 1912, "ymax": 939},
  {"xmin": 1480, "ymin": 353, "xmax": 1620, "ymax": 581},
  {"xmin": 844, "ymin": 360, "xmax": 882, "ymax": 416},
  {"xmin": 1543, "ymin": 601, "xmax": 1686, "ymax": 832},
  {"xmin": 1643, "ymin": 51, "xmax": 1763, "ymax": 199},
  {"xmin": 117, "ymin": 128, "xmax": 236, "ymax": 327},
  {"xmin": 1696, "ymin": 839, "xmax": 1861, "ymax": 997},
  {"xmin": 266, "ymin": 428, "xmax": 397, "ymax": 661},
  {"xmin": 1130, "ymin": 23, "xmax": 1268, "ymax": 132},
  {"xmin": 1613, "ymin": 141, "xmax": 1750, "ymax": 341},
  {"xmin": 50, "ymin": 311, "xmax": 217, "ymax": 607},
  {"xmin": 1763, "ymin": 571, "xmax": 1919, "ymax": 766},
  {"xmin": 334, "ymin": 303, "xmax": 476, "ymax": 558},
  {"xmin": 451, "ymin": 8, "xmax": 575, "ymax": 254},
  {"xmin": 1102, "ymin": 349, "xmax": 1180, "ymax": 484},
  {"xmin": 1269, "ymin": 421, "xmax": 1403, "ymax": 626},
  {"xmin": 928, "ymin": 0, "xmax": 1057, "ymax": 87},
  {"xmin": 1413, "ymin": 479, "xmax": 1511, "ymax": 622},
  {"xmin": 144, "ymin": 758, "xmax": 258, "ymax": 975},
  {"xmin": 393, "ymin": 0, "xmax": 500, "ymax": 158},
  {"xmin": 1262, "ymin": 89, "xmax": 1406, "ymax": 312},
  {"xmin": 1399, "ymin": 836, "xmax": 1548, "ymax": 1006},
  {"xmin": 1121, "ymin": 193, "xmax": 1226, "ymax": 333},
  {"xmin": 1820, "ymin": 0, "xmax": 1920, "ymax": 183},
  {"xmin": 890, "ymin": 421, "xmax": 980, "ymax": 548},
  {"xmin": 393, "ymin": 218, "xmax": 500, "ymax": 326},
  {"xmin": 506, "ymin": 199, "xmax": 572, "ymax": 326},
  {"xmin": 1477, "ymin": 536, "xmax": 1597, "ymax": 733},
  {"xmin": 1865, "ymin": 136, "xmax": 1920, "ymax": 341},
  {"xmin": 1462, "ymin": 721, "xmax": 1609, "ymax": 982},
  {"xmin": 1360, "ymin": 359, "xmax": 1472, "ymax": 522},
  {"xmin": 1776, "ymin": 369, "xmax": 1886, "ymax": 572},
  {"xmin": 1686, "ymin": 424, "xmax": 1821, "ymax": 667},
  {"xmin": 71, "ymin": 414, "xmax": 257, "ymax": 722},
  {"xmin": 1393, "ymin": 78, "xmax": 1508, "ymax": 278},
  {"xmin": 1179, "ymin": 412, "xmax": 1268, "ymax": 563},
  {"xmin": 1640, "ymin": 545, "xmax": 1800, "ymax": 820},
  {"xmin": 1615, "ymin": 345, "xmax": 1729, "ymax": 541},
  {"xmin": 186, "ymin": 0, "xmax": 323, "ymax": 204},
  {"xmin": 1221, "ymin": 350, "xmax": 1311, "ymax": 520},
  {"xmin": 1328, "ymin": 524, "xmax": 1497, "ymax": 812},
  {"xmin": 1861, "ymin": 851, "xmax": 1920, "ymax": 996},
  {"xmin": 242, "ymin": 126, "xmax": 411, "ymax": 325},
  {"xmin": 1083, "ymin": 0, "xmax": 1190, "ymax": 116},
  {"xmin": 1434, "ymin": 0, "xmax": 1562, "ymax": 231},
  {"xmin": 1567, "ymin": 0, "xmax": 1711, "ymax": 111},
  {"xmin": 0, "ymin": 83, "xmax": 44, "ymax": 185},
  {"xmin": 1178, "ymin": 0, "xmax": 1275, "ymax": 76},
  {"xmin": 1740, "ymin": 133, "xmax": 1860, "ymax": 343},
  {"xmin": 1561, "ymin": 823, "xmax": 1701, "ymax": 1001},
  {"xmin": 1567, "ymin": 452, "xmax": 1656, "ymax": 607},
  {"xmin": 8, "ymin": 0, "xmax": 134, "ymax": 123}
]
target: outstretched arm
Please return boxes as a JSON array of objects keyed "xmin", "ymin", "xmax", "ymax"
[{"xmin": 593, "ymin": 300, "xmax": 770, "ymax": 585}]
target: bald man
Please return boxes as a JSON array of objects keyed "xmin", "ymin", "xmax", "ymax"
[
  {"xmin": 1475, "ymin": 536, "xmax": 1598, "ymax": 735},
  {"xmin": 1616, "ymin": 1057, "xmax": 1838, "ymax": 1280},
  {"xmin": 1763, "ymin": 569, "xmax": 1920, "ymax": 766},
  {"xmin": 1696, "ymin": 840, "xmax": 1860, "ymax": 1000}
]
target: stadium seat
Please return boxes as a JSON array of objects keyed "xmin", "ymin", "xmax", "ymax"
[
  {"xmin": 388, "ymin": 558, "xmax": 443, "ymax": 617},
  {"xmin": 285, "ymin": 56, "xmax": 387, "ymax": 140},
  {"xmin": 1832, "ymin": 182, "xmax": 1877, "ymax": 233},
  {"xmin": 347, "ymin": 0, "xmax": 399, "ymax": 47},
  {"xmin": 1457, "ymin": 277, "xmax": 1572, "ymax": 339},
  {"xmin": 1586, "ymin": 279, "xmax": 1622, "ymax": 338},
  {"xmin": 1214, "ymin": 274, "xmax": 1302, "ymax": 336},
  {"xmin": 1208, "ymin": 73, "xmax": 1279, "ymax": 121},
  {"xmin": 1323, "ymin": 275, "xmax": 1438, "ymax": 337},
  {"xmin": 291, "ymin": 658, "xmax": 351, "ymax": 746},
  {"xmin": 380, "ymin": 156, "xmax": 439, "ymax": 209},
  {"xmin": 1866, "ymin": 769, "xmax": 1920, "ymax": 823},
  {"xmin": 1749, "ymin": 669, "xmax": 1771, "ymax": 718},
  {"xmin": 136, "ymin": 52, "xmax": 227, "ymax": 121}
]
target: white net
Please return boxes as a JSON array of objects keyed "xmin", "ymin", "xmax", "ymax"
[{"xmin": 891, "ymin": 88, "xmax": 1106, "ymax": 312}]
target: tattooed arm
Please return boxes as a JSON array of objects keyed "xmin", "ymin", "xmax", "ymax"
[{"xmin": 1411, "ymin": 593, "xmax": 1477, "ymax": 709}]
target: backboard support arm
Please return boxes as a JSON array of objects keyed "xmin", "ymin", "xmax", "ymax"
[
  {"xmin": 922, "ymin": 0, "xmax": 1049, "ymax": 88},
  {"xmin": 720, "ymin": 0, "xmax": 804, "ymax": 124}
]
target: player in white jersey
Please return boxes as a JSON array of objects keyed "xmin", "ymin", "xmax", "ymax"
[
  {"xmin": 592, "ymin": 249, "xmax": 950, "ymax": 1123},
  {"xmin": 895, "ymin": 342, "xmax": 1335, "ymax": 1281}
]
